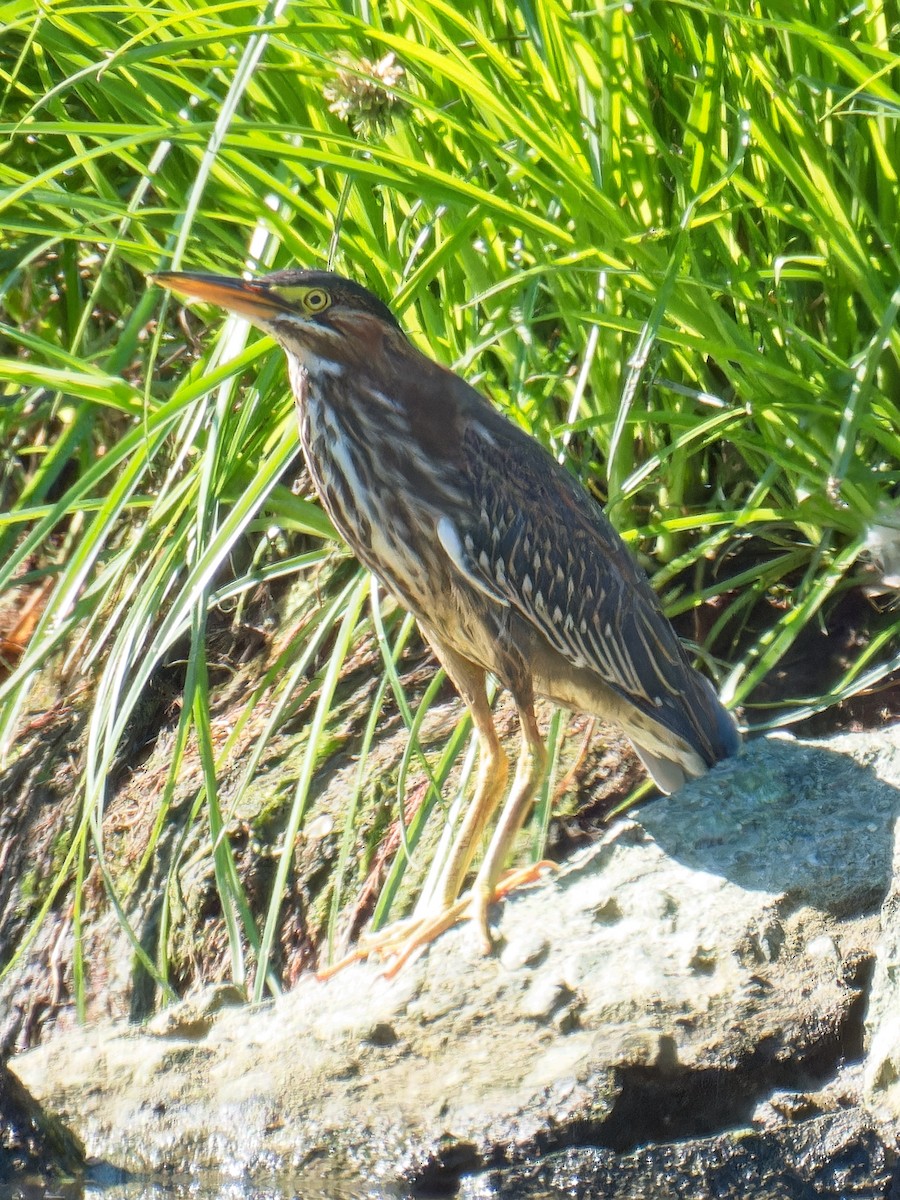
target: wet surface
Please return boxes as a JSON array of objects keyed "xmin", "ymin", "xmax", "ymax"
[{"xmin": 0, "ymin": 1170, "xmax": 414, "ymax": 1200}]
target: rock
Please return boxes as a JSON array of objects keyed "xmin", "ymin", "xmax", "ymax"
[
  {"xmin": 0, "ymin": 1059, "xmax": 83, "ymax": 1182},
  {"xmin": 461, "ymin": 1107, "xmax": 892, "ymax": 1200},
  {"xmin": 863, "ymin": 798, "xmax": 900, "ymax": 1128},
  {"xmin": 8, "ymin": 726, "xmax": 900, "ymax": 1193}
]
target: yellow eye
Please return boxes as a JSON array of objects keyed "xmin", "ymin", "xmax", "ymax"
[{"xmin": 304, "ymin": 288, "xmax": 330, "ymax": 313}]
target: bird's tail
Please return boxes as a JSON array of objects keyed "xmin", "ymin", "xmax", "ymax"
[{"xmin": 629, "ymin": 674, "xmax": 740, "ymax": 795}]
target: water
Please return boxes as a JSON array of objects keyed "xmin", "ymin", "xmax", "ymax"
[{"xmin": 0, "ymin": 1170, "xmax": 416, "ymax": 1200}]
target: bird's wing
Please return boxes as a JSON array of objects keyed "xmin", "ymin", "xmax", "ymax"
[{"xmin": 447, "ymin": 418, "xmax": 697, "ymax": 718}]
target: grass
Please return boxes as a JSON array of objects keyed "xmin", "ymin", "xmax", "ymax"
[{"xmin": 1, "ymin": 0, "xmax": 899, "ymax": 1005}]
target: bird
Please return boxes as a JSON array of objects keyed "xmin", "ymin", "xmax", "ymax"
[{"xmin": 150, "ymin": 266, "xmax": 740, "ymax": 972}]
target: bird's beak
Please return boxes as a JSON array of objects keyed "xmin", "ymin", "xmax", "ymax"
[{"xmin": 149, "ymin": 270, "xmax": 288, "ymax": 326}]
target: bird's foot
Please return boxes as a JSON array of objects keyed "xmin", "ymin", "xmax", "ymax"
[
  {"xmin": 316, "ymin": 896, "xmax": 469, "ymax": 981},
  {"xmin": 317, "ymin": 860, "xmax": 557, "ymax": 981},
  {"xmin": 494, "ymin": 859, "xmax": 559, "ymax": 895}
]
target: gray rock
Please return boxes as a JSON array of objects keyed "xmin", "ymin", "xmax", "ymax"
[
  {"xmin": 863, "ymin": 797, "xmax": 900, "ymax": 1127},
  {"xmin": 0, "ymin": 1059, "xmax": 83, "ymax": 1182},
  {"xmin": 461, "ymin": 1107, "xmax": 892, "ymax": 1200},
  {"xmin": 9, "ymin": 726, "xmax": 900, "ymax": 1193}
]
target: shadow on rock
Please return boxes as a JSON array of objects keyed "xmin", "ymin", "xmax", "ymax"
[{"xmin": 611, "ymin": 731, "xmax": 899, "ymax": 920}]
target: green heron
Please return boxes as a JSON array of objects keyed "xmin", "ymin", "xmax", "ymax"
[{"xmin": 150, "ymin": 268, "xmax": 740, "ymax": 972}]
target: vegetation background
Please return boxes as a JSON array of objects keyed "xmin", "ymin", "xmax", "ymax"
[{"xmin": 1, "ymin": 0, "xmax": 899, "ymax": 1020}]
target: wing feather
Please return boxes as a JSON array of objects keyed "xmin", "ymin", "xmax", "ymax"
[{"xmin": 452, "ymin": 418, "xmax": 708, "ymax": 731}]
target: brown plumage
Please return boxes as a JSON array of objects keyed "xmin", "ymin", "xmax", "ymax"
[{"xmin": 151, "ymin": 267, "xmax": 740, "ymax": 970}]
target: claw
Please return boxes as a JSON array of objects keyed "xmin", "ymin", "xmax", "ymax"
[{"xmin": 316, "ymin": 861, "xmax": 557, "ymax": 981}]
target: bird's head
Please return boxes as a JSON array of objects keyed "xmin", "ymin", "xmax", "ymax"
[{"xmin": 149, "ymin": 267, "xmax": 405, "ymax": 371}]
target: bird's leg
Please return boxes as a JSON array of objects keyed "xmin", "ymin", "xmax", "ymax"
[
  {"xmin": 375, "ymin": 691, "xmax": 547, "ymax": 974},
  {"xmin": 319, "ymin": 656, "xmax": 551, "ymax": 979},
  {"xmin": 417, "ymin": 652, "xmax": 509, "ymax": 917},
  {"xmin": 468, "ymin": 697, "xmax": 547, "ymax": 952},
  {"xmin": 318, "ymin": 646, "xmax": 509, "ymax": 979}
]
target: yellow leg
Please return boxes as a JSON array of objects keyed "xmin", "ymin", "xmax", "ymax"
[
  {"xmin": 418, "ymin": 652, "xmax": 509, "ymax": 916},
  {"xmin": 369, "ymin": 698, "xmax": 547, "ymax": 973},
  {"xmin": 317, "ymin": 657, "xmax": 549, "ymax": 979},
  {"xmin": 469, "ymin": 699, "xmax": 547, "ymax": 951},
  {"xmin": 319, "ymin": 642, "xmax": 509, "ymax": 980}
]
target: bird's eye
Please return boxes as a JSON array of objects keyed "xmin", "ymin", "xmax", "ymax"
[{"xmin": 304, "ymin": 289, "xmax": 330, "ymax": 313}]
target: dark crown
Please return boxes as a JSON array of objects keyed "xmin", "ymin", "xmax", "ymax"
[{"xmin": 261, "ymin": 268, "xmax": 402, "ymax": 330}]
